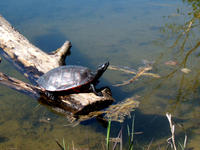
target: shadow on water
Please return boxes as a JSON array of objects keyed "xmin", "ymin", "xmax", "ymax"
[
  {"xmin": 33, "ymin": 28, "xmax": 68, "ymax": 53},
  {"xmin": 97, "ymin": 109, "xmax": 186, "ymax": 149},
  {"xmin": 133, "ymin": 110, "xmax": 185, "ymax": 140}
]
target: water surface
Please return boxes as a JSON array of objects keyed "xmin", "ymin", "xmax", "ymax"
[{"xmin": 1, "ymin": 0, "xmax": 200, "ymax": 149}]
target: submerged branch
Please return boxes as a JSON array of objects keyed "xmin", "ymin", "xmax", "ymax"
[
  {"xmin": 0, "ymin": 72, "xmax": 40, "ymax": 98},
  {"xmin": 113, "ymin": 66, "xmax": 154, "ymax": 87},
  {"xmin": 109, "ymin": 65, "xmax": 160, "ymax": 78},
  {"xmin": 109, "ymin": 65, "xmax": 160, "ymax": 87}
]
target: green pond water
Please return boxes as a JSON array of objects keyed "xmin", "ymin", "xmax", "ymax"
[{"xmin": 1, "ymin": 0, "xmax": 200, "ymax": 149}]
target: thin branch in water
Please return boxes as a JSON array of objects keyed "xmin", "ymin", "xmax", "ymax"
[
  {"xmin": 109, "ymin": 65, "xmax": 160, "ymax": 79},
  {"xmin": 113, "ymin": 66, "xmax": 153, "ymax": 87}
]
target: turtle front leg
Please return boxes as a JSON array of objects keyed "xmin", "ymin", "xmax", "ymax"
[{"xmin": 90, "ymin": 84, "xmax": 103, "ymax": 96}]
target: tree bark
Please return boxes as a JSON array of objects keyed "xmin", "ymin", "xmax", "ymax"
[{"xmin": 0, "ymin": 15, "xmax": 114, "ymax": 120}]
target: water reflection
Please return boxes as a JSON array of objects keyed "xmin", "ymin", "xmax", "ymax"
[
  {"xmin": 157, "ymin": 0, "xmax": 200, "ymax": 107},
  {"xmin": 136, "ymin": 0, "xmax": 200, "ymax": 148}
]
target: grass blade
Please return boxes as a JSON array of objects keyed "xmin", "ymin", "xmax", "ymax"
[
  {"xmin": 63, "ymin": 138, "xmax": 66, "ymax": 150},
  {"xmin": 107, "ymin": 120, "xmax": 111, "ymax": 150},
  {"xmin": 128, "ymin": 115, "xmax": 135, "ymax": 150},
  {"xmin": 178, "ymin": 141, "xmax": 184, "ymax": 150}
]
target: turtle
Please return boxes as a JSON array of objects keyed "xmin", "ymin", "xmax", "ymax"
[{"xmin": 37, "ymin": 62, "xmax": 109, "ymax": 96}]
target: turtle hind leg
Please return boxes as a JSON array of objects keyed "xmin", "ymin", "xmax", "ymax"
[
  {"xmin": 44, "ymin": 91, "xmax": 57, "ymax": 100},
  {"xmin": 90, "ymin": 84, "xmax": 103, "ymax": 96}
]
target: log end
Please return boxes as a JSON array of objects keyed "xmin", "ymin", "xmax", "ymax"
[{"xmin": 50, "ymin": 41, "xmax": 72, "ymax": 65}]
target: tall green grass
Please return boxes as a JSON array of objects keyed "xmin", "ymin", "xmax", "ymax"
[
  {"xmin": 106, "ymin": 119, "xmax": 111, "ymax": 150},
  {"xmin": 127, "ymin": 115, "xmax": 135, "ymax": 150},
  {"xmin": 105, "ymin": 115, "xmax": 135, "ymax": 150}
]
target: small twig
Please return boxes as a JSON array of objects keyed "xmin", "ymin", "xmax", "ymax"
[
  {"xmin": 166, "ymin": 113, "xmax": 177, "ymax": 150},
  {"xmin": 184, "ymin": 134, "xmax": 187, "ymax": 149}
]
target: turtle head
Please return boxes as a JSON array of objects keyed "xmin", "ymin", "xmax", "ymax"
[
  {"xmin": 94, "ymin": 61, "xmax": 109, "ymax": 81},
  {"xmin": 98, "ymin": 61, "xmax": 109, "ymax": 73}
]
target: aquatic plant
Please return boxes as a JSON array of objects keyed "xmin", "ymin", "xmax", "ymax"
[
  {"xmin": 104, "ymin": 96, "xmax": 139, "ymax": 123},
  {"xmin": 127, "ymin": 115, "xmax": 135, "ymax": 150},
  {"xmin": 106, "ymin": 120, "xmax": 111, "ymax": 150},
  {"xmin": 71, "ymin": 95, "xmax": 139, "ymax": 124},
  {"xmin": 105, "ymin": 115, "xmax": 135, "ymax": 150}
]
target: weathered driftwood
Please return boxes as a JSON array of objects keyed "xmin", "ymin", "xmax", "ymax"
[
  {"xmin": 0, "ymin": 15, "xmax": 71, "ymax": 82},
  {"xmin": 0, "ymin": 15, "xmax": 114, "ymax": 118}
]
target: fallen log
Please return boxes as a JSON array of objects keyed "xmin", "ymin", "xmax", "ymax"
[{"xmin": 0, "ymin": 15, "xmax": 114, "ymax": 121}]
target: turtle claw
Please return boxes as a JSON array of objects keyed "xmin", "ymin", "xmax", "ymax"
[
  {"xmin": 90, "ymin": 84, "xmax": 103, "ymax": 97},
  {"xmin": 96, "ymin": 92, "xmax": 103, "ymax": 97}
]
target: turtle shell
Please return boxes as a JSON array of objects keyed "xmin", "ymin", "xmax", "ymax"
[{"xmin": 37, "ymin": 65, "xmax": 95, "ymax": 91}]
